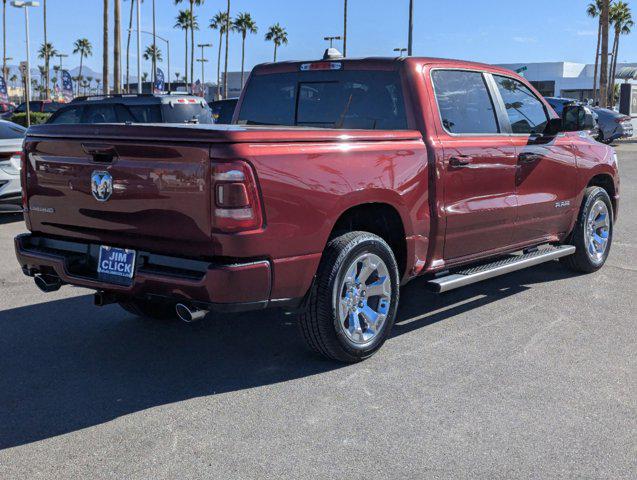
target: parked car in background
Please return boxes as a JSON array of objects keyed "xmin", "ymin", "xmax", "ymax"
[
  {"xmin": 14, "ymin": 100, "xmax": 63, "ymax": 115},
  {"xmin": 0, "ymin": 120, "xmax": 26, "ymax": 212},
  {"xmin": 592, "ymin": 107, "xmax": 634, "ymax": 143},
  {"xmin": 16, "ymin": 57, "xmax": 618, "ymax": 363},
  {"xmin": 0, "ymin": 102, "xmax": 15, "ymax": 120},
  {"xmin": 210, "ymin": 98, "xmax": 238, "ymax": 124},
  {"xmin": 47, "ymin": 94, "xmax": 213, "ymax": 125},
  {"xmin": 545, "ymin": 96, "xmax": 599, "ymax": 138}
]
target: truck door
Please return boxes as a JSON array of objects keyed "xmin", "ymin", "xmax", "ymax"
[
  {"xmin": 490, "ymin": 74, "xmax": 579, "ymax": 244},
  {"xmin": 430, "ymin": 69, "xmax": 518, "ymax": 260}
]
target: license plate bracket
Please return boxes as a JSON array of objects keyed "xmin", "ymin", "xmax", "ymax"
[{"xmin": 97, "ymin": 246, "xmax": 136, "ymax": 285}]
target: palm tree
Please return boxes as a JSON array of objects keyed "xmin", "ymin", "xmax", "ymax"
[
  {"xmin": 343, "ymin": 0, "xmax": 348, "ymax": 57},
  {"xmin": 73, "ymin": 38, "xmax": 93, "ymax": 96},
  {"xmin": 223, "ymin": 0, "xmax": 231, "ymax": 99},
  {"xmin": 103, "ymin": 0, "xmax": 109, "ymax": 95},
  {"xmin": 142, "ymin": 72, "xmax": 149, "ymax": 82},
  {"xmin": 125, "ymin": 0, "xmax": 142, "ymax": 93},
  {"xmin": 265, "ymin": 23, "xmax": 288, "ymax": 62},
  {"xmin": 210, "ymin": 11, "xmax": 229, "ymax": 100},
  {"xmin": 2, "ymin": 0, "xmax": 7, "ymax": 80},
  {"xmin": 87, "ymin": 75, "xmax": 94, "ymax": 94},
  {"xmin": 587, "ymin": 1, "xmax": 604, "ymax": 103},
  {"xmin": 599, "ymin": 0, "xmax": 611, "ymax": 107},
  {"xmin": 38, "ymin": 42, "xmax": 57, "ymax": 96},
  {"xmin": 174, "ymin": 0, "xmax": 205, "ymax": 92},
  {"xmin": 233, "ymin": 12, "xmax": 257, "ymax": 93},
  {"xmin": 144, "ymin": 45, "xmax": 163, "ymax": 64},
  {"xmin": 114, "ymin": 0, "xmax": 122, "ymax": 93},
  {"xmin": 9, "ymin": 73, "xmax": 17, "ymax": 88},
  {"xmin": 95, "ymin": 77, "xmax": 102, "ymax": 94},
  {"xmin": 175, "ymin": 72, "xmax": 181, "ymax": 83},
  {"xmin": 175, "ymin": 9, "xmax": 197, "ymax": 87},
  {"xmin": 609, "ymin": 1, "xmax": 633, "ymax": 104},
  {"xmin": 42, "ymin": 0, "xmax": 49, "ymax": 98}
]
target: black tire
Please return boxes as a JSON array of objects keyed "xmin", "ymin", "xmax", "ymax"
[
  {"xmin": 119, "ymin": 298, "xmax": 177, "ymax": 321},
  {"xmin": 561, "ymin": 186, "xmax": 613, "ymax": 273},
  {"xmin": 299, "ymin": 231, "xmax": 400, "ymax": 363}
]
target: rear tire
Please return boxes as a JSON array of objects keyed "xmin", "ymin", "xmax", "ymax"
[
  {"xmin": 119, "ymin": 298, "xmax": 177, "ymax": 321},
  {"xmin": 562, "ymin": 186, "xmax": 613, "ymax": 273},
  {"xmin": 299, "ymin": 231, "xmax": 400, "ymax": 363}
]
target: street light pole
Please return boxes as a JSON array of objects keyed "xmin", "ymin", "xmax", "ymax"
[
  {"xmin": 324, "ymin": 36, "xmax": 342, "ymax": 49},
  {"xmin": 11, "ymin": 1, "xmax": 39, "ymax": 128},
  {"xmin": 136, "ymin": 0, "xmax": 141, "ymax": 93},
  {"xmin": 55, "ymin": 53, "xmax": 68, "ymax": 70},
  {"xmin": 407, "ymin": 0, "xmax": 414, "ymax": 56},
  {"xmin": 393, "ymin": 47, "xmax": 407, "ymax": 56},
  {"xmin": 197, "ymin": 43, "xmax": 211, "ymax": 93},
  {"xmin": 129, "ymin": 29, "xmax": 171, "ymax": 92}
]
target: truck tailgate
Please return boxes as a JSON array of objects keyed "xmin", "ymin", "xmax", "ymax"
[{"xmin": 24, "ymin": 137, "xmax": 212, "ymax": 257}]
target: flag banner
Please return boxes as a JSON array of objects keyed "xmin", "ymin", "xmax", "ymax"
[
  {"xmin": 0, "ymin": 75, "xmax": 8, "ymax": 103},
  {"xmin": 154, "ymin": 68, "xmax": 165, "ymax": 94},
  {"xmin": 62, "ymin": 70, "xmax": 73, "ymax": 101}
]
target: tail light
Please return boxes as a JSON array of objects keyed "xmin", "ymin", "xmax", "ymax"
[
  {"xmin": 20, "ymin": 149, "xmax": 28, "ymax": 211},
  {"xmin": 211, "ymin": 160, "xmax": 263, "ymax": 233},
  {"xmin": 616, "ymin": 116, "xmax": 631, "ymax": 124}
]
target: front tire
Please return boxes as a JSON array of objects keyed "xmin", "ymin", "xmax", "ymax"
[
  {"xmin": 562, "ymin": 186, "xmax": 613, "ymax": 273},
  {"xmin": 299, "ymin": 231, "xmax": 400, "ymax": 363}
]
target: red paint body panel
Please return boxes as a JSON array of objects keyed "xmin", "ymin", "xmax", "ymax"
[{"xmin": 17, "ymin": 57, "xmax": 620, "ymax": 307}]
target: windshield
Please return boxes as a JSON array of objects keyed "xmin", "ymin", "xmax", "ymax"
[
  {"xmin": 163, "ymin": 103, "xmax": 213, "ymax": 124},
  {"xmin": 237, "ymin": 70, "xmax": 408, "ymax": 130}
]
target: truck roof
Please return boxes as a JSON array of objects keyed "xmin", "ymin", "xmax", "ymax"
[{"xmin": 251, "ymin": 56, "xmax": 519, "ymax": 77}]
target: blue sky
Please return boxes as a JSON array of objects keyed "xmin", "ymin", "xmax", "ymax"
[{"xmin": 4, "ymin": 0, "xmax": 636, "ymax": 78}]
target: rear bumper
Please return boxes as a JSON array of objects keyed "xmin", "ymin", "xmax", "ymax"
[{"xmin": 15, "ymin": 234, "xmax": 275, "ymax": 311}]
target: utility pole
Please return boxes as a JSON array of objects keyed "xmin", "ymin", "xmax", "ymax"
[
  {"xmin": 343, "ymin": 0, "xmax": 348, "ymax": 57},
  {"xmin": 103, "ymin": 0, "xmax": 109, "ymax": 94},
  {"xmin": 407, "ymin": 0, "xmax": 414, "ymax": 56},
  {"xmin": 324, "ymin": 36, "xmax": 342, "ymax": 48},
  {"xmin": 11, "ymin": 1, "xmax": 39, "ymax": 127}
]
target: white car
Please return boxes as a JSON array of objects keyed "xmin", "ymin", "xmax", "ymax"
[{"xmin": 0, "ymin": 120, "xmax": 26, "ymax": 212}]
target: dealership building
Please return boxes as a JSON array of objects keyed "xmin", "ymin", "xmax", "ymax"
[{"xmin": 496, "ymin": 61, "xmax": 637, "ymax": 101}]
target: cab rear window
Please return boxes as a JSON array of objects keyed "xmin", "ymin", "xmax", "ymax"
[{"xmin": 238, "ymin": 70, "xmax": 408, "ymax": 130}]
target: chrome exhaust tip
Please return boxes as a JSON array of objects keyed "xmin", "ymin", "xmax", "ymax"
[
  {"xmin": 175, "ymin": 303, "xmax": 208, "ymax": 323},
  {"xmin": 34, "ymin": 274, "xmax": 62, "ymax": 293}
]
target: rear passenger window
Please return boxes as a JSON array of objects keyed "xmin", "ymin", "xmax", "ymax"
[
  {"xmin": 128, "ymin": 104, "xmax": 163, "ymax": 123},
  {"xmin": 432, "ymin": 70, "xmax": 499, "ymax": 134},
  {"xmin": 49, "ymin": 106, "xmax": 83, "ymax": 124},
  {"xmin": 493, "ymin": 75, "xmax": 549, "ymax": 134},
  {"xmin": 83, "ymin": 105, "xmax": 119, "ymax": 124}
]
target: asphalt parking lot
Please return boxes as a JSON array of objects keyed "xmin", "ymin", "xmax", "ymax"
[{"xmin": 0, "ymin": 144, "xmax": 635, "ymax": 480}]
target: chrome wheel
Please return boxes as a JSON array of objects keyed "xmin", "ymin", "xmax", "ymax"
[
  {"xmin": 335, "ymin": 253, "xmax": 392, "ymax": 346},
  {"xmin": 585, "ymin": 199, "xmax": 610, "ymax": 264}
]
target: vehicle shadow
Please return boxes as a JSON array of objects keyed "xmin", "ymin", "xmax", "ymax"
[{"xmin": 0, "ymin": 261, "xmax": 578, "ymax": 450}]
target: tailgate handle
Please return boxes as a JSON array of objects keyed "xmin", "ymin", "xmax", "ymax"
[{"xmin": 82, "ymin": 144, "xmax": 118, "ymax": 163}]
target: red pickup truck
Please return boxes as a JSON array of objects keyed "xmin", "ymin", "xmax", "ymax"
[{"xmin": 15, "ymin": 57, "xmax": 619, "ymax": 362}]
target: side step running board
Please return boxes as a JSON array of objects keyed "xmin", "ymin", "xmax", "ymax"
[{"xmin": 427, "ymin": 245, "xmax": 576, "ymax": 293}]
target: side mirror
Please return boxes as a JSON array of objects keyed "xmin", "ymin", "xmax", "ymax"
[{"xmin": 561, "ymin": 104, "xmax": 596, "ymax": 132}]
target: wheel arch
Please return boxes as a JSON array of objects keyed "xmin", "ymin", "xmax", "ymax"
[
  {"xmin": 587, "ymin": 173, "xmax": 617, "ymax": 219},
  {"xmin": 328, "ymin": 202, "xmax": 409, "ymax": 279}
]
